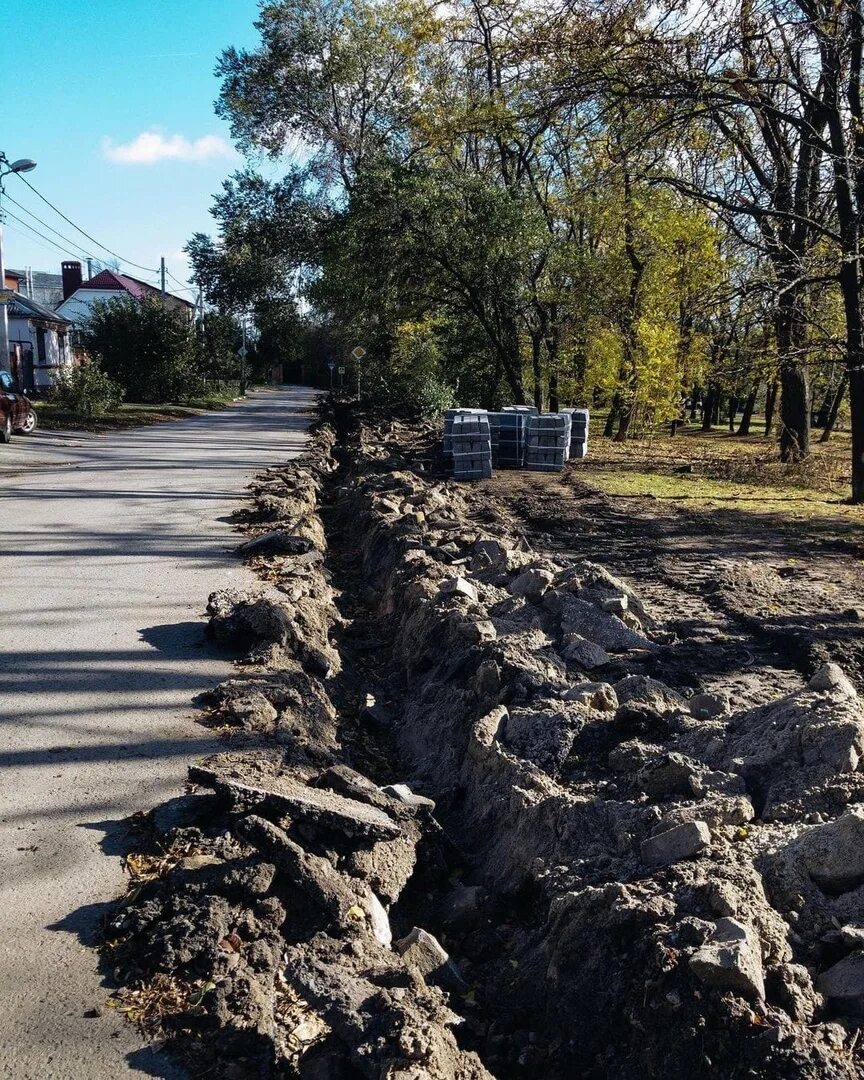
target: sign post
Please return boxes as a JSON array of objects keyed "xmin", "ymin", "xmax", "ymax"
[
  {"xmin": 351, "ymin": 346, "xmax": 366, "ymax": 399},
  {"xmin": 327, "ymin": 359, "xmax": 336, "ymax": 390}
]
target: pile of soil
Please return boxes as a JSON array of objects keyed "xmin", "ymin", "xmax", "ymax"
[{"xmin": 107, "ymin": 407, "xmax": 864, "ymax": 1079}]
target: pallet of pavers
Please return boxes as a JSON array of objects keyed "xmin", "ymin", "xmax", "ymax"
[
  {"xmin": 568, "ymin": 408, "xmax": 589, "ymax": 459},
  {"xmin": 443, "ymin": 408, "xmax": 486, "ymax": 456},
  {"xmin": 451, "ymin": 412, "xmax": 492, "ymax": 479},
  {"xmin": 491, "ymin": 409, "xmax": 531, "ymax": 468},
  {"xmin": 524, "ymin": 412, "xmax": 572, "ymax": 472},
  {"xmin": 444, "ymin": 406, "xmax": 486, "ymax": 453}
]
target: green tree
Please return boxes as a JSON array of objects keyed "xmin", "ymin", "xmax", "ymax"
[{"xmin": 81, "ymin": 296, "xmax": 198, "ymax": 404}]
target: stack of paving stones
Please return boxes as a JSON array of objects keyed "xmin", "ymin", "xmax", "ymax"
[
  {"xmin": 491, "ymin": 406, "xmax": 534, "ymax": 468},
  {"xmin": 443, "ymin": 408, "xmax": 486, "ymax": 457},
  {"xmin": 444, "ymin": 405, "xmax": 586, "ymax": 479},
  {"xmin": 568, "ymin": 408, "xmax": 589, "ymax": 459},
  {"xmin": 524, "ymin": 411, "xmax": 572, "ymax": 472},
  {"xmin": 450, "ymin": 411, "xmax": 493, "ymax": 479}
]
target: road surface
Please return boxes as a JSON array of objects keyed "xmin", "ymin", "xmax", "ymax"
[{"xmin": 0, "ymin": 388, "xmax": 315, "ymax": 1079}]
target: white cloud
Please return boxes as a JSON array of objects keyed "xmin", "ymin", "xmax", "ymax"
[{"xmin": 102, "ymin": 130, "xmax": 236, "ymax": 165}]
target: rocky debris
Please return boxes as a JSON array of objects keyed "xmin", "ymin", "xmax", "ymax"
[
  {"xmin": 502, "ymin": 699, "xmax": 588, "ymax": 775},
  {"xmin": 283, "ymin": 935, "xmax": 491, "ymax": 1079},
  {"xmin": 207, "ymin": 586, "xmax": 340, "ymax": 677},
  {"xmin": 202, "ymin": 668, "xmax": 340, "ymax": 752},
  {"xmin": 439, "ymin": 576, "xmax": 478, "ymax": 603},
  {"xmin": 380, "ymin": 783, "xmax": 436, "ymax": 810},
  {"xmin": 332, "ymin": 420, "xmax": 864, "ymax": 1078},
  {"xmin": 395, "ymin": 927, "xmax": 466, "ymax": 992},
  {"xmin": 509, "ymin": 567, "xmax": 555, "ymax": 603},
  {"xmin": 809, "ymin": 662, "xmax": 858, "ymax": 698},
  {"xmin": 560, "ymin": 634, "xmax": 610, "ymax": 669},
  {"xmin": 768, "ymin": 962, "xmax": 823, "ymax": 1022},
  {"xmin": 615, "ymin": 674, "xmax": 686, "ymax": 714},
  {"xmin": 816, "ymin": 952, "xmax": 864, "ymax": 1009},
  {"xmin": 240, "ymin": 528, "xmax": 318, "ymax": 557},
  {"xmin": 207, "ymin": 587, "xmax": 293, "ymax": 651},
  {"xmin": 562, "ymin": 680, "xmax": 618, "ymax": 711},
  {"xmin": 688, "ymin": 690, "xmax": 731, "ymax": 720},
  {"xmin": 547, "ymin": 591, "xmax": 657, "ymax": 652},
  {"xmin": 684, "ymin": 668, "xmax": 864, "ymax": 820},
  {"xmin": 190, "ymin": 755, "xmax": 401, "ymax": 842},
  {"xmin": 221, "ymin": 690, "xmax": 279, "ymax": 731},
  {"xmin": 640, "ymin": 820, "xmax": 711, "ymax": 866},
  {"xmin": 689, "ymin": 918, "xmax": 765, "ymax": 1000},
  {"xmin": 112, "ymin": 414, "xmax": 864, "ymax": 1080},
  {"xmin": 788, "ymin": 808, "xmax": 864, "ymax": 894}
]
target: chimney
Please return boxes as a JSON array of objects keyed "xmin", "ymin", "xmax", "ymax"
[{"xmin": 62, "ymin": 260, "xmax": 83, "ymax": 300}]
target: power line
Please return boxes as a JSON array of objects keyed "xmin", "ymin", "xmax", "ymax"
[
  {"xmin": 3, "ymin": 193, "xmax": 99, "ymax": 264},
  {"xmin": 166, "ymin": 269, "xmax": 198, "ymax": 296},
  {"xmin": 1, "ymin": 207, "xmax": 90, "ymax": 261},
  {"xmin": 12, "ymin": 171, "xmax": 160, "ymax": 274},
  {"xmin": 1, "ymin": 220, "xmax": 79, "ymax": 262}
]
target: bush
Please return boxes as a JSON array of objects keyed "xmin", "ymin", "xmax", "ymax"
[
  {"xmin": 53, "ymin": 361, "xmax": 125, "ymax": 417},
  {"xmin": 81, "ymin": 295, "xmax": 200, "ymax": 403},
  {"xmin": 360, "ymin": 321, "xmax": 455, "ymax": 417}
]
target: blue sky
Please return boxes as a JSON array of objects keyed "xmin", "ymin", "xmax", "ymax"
[{"xmin": 0, "ymin": 0, "xmax": 265, "ymax": 297}]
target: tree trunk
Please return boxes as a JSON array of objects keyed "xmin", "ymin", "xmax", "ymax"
[
  {"xmin": 820, "ymin": 372, "xmax": 848, "ymax": 442},
  {"xmin": 614, "ymin": 167, "xmax": 643, "ymax": 444},
  {"xmin": 737, "ymin": 383, "xmax": 759, "ymax": 435},
  {"xmin": 604, "ymin": 394, "xmax": 620, "ymax": 437},
  {"xmin": 548, "ymin": 369, "xmax": 559, "ymax": 412},
  {"xmin": 689, "ymin": 386, "xmax": 700, "ymax": 421},
  {"xmin": 702, "ymin": 385, "xmax": 717, "ymax": 431},
  {"xmin": 728, "ymin": 395, "xmax": 739, "ymax": 431},
  {"xmin": 764, "ymin": 379, "xmax": 779, "ymax": 436},
  {"xmin": 851, "ymin": 368, "xmax": 864, "ymax": 502},
  {"xmin": 778, "ymin": 363, "xmax": 811, "ymax": 461},
  {"xmin": 774, "ymin": 299, "xmax": 810, "ymax": 461},
  {"xmin": 531, "ymin": 331, "xmax": 543, "ymax": 412}
]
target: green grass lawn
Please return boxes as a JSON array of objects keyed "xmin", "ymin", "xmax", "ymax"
[{"xmin": 576, "ymin": 413, "xmax": 864, "ymax": 535}]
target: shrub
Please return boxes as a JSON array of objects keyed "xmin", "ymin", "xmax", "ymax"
[
  {"xmin": 81, "ymin": 295, "xmax": 200, "ymax": 403},
  {"xmin": 360, "ymin": 321, "xmax": 455, "ymax": 417},
  {"xmin": 53, "ymin": 361, "xmax": 125, "ymax": 417}
]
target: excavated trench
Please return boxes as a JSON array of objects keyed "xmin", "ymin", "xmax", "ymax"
[{"xmin": 105, "ymin": 403, "xmax": 864, "ymax": 1079}]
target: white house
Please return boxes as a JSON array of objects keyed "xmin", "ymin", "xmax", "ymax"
[
  {"xmin": 7, "ymin": 292, "xmax": 73, "ymax": 394},
  {"xmin": 55, "ymin": 261, "xmax": 194, "ymax": 327}
]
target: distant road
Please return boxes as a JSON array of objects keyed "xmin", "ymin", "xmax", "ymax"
[{"xmin": 0, "ymin": 387, "xmax": 315, "ymax": 1079}]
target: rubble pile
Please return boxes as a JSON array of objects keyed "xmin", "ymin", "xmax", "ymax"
[
  {"xmin": 335, "ymin": 417, "xmax": 864, "ymax": 1078},
  {"xmin": 109, "ymin": 410, "xmax": 864, "ymax": 1079},
  {"xmin": 107, "ymin": 420, "xmax": 491, "ymax": 1079}
]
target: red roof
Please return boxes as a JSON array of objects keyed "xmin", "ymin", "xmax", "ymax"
[{"xmin": 78, "ymin": 269, "xmax": 193, "ymax": 308}]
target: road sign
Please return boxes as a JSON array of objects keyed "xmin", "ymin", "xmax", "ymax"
[
  {"xmin": 338, "ymin": 366, "xmax": 346, "ymax": 374},
  {"xmin": 351, "ymin": 346, "xmax": 366, "ymax": 360},
  {"xmin": 327, "ymin": 360, "xmax": 336, "ymax": 371},
  {"xmin": 237, "ymin": 344, "xmax": 248, "ymax": 358}
]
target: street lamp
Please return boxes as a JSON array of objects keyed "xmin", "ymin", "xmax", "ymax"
[{"xmin": 0, "ymin": 153, "xmax": 38, "ymax": 375}]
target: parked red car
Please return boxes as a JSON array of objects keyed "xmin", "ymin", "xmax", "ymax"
[{"xmin": 0, "ymin": 370, "xmax": 37, "ymax": 442}]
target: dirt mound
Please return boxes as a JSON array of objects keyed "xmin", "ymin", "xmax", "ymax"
[{"xmin": 107, "ymin": 411, "xmax": 864, "ymax": 1078}]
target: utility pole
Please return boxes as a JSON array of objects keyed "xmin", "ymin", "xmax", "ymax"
[
  {"xmin": 238, "ymin": 318, "xmax": 248, "ymax": 397},
  {"xmin": 160, "ymin": 257, "xmax": 166, "ymax": 304},
  {"xmin": 0, "ymin": 153, "xmax": 38, "ymax": 375},
  {"xmin": 0, "ymin": 203, "xmax": 8, "ymax": 374}
]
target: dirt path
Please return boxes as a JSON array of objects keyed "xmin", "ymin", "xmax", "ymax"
[{"xmin": 0, "ymin": 388, "xmax": 315, "ymax": 1080}]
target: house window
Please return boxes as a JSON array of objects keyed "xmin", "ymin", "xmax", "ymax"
[
  {"xmin": 36, "ymin": 328, "xmax": 47, "ymax": 366},
  {"xmin": 58, "ymin": 332, "xmax": 67, "ymax": 363}
]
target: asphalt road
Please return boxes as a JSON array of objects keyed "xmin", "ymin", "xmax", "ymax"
[{"xmin": 0, "ymin": 388, "xmax": 315, "ymax": 1079}]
